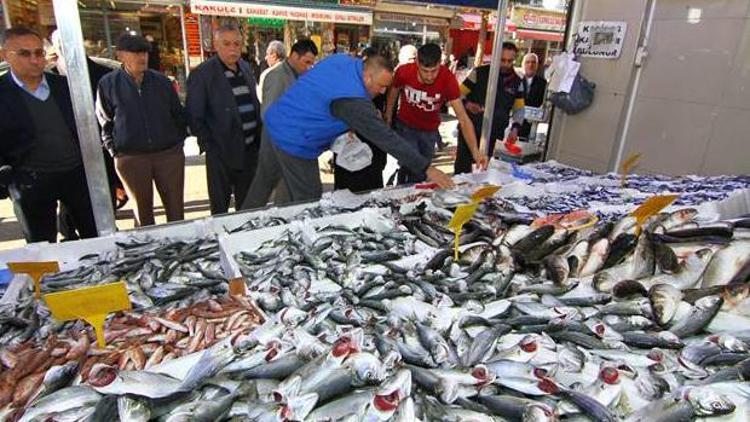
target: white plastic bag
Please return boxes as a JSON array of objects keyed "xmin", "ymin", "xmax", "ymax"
[{"xmin": 331, "ymin": 132, "xmax": 373, "ymax": 172}]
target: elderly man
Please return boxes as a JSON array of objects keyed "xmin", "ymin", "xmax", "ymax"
[
  {"xmin": 0, "ymin": 26, "xmax": 97, "ymax": 242},
  {"xmin": 519, "ymin": 52, "xmax": 548, "ymax": 140},
  {"xmin": 241, "ymin": 53, "xmax": 454, "ymax": 210},
  {"xmin": 187, "ymin": 24, "xmax": 262, "ymax": 215},
  {"xmin": 454, "ymin": 42, "xmax": 526, "ymax": 174},
  {"xmin": 96, "ymin": 34, "xmax": 187, "ymax": 227},
  {"xmin": 257, "ymin": 40, "xmax": 285, "ymax": 102}
]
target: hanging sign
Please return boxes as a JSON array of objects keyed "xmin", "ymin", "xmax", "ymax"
[
  {"xmin": 191, "ymin": 0, "xmax": 373, "ymax": 25},
  {"xmin": 574, "ymin": 21, "xmax": 627, "ymax": 59},
  {"xmin": 448, "ymin": 203, "xmax": 479, "ymax": 261}
]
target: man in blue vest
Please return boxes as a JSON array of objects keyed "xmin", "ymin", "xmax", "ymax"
[{"xmin": 241, "ymin": 53, "xmax": 454, "ymax": 209}]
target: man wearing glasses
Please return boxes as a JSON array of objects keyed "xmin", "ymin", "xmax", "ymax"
[{"xmin": 0, "ymin": 26, "xmax": 97, "ymax": 243}]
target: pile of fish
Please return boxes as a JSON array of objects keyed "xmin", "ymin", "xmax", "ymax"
[
  {"xmin": 39, "ymin": 237, "xmax": 227, "ymax": 310},
  {"xmin": 0, "ymin": 295, "xmax": 263, "ymax": 420},
  {"xmin": 486, "ymin": 161, "xmax": 750, "ymax": 218},
  {"xmin": 199, "ymin": 204, "xmax": 750, "ymax": 421},
  {"xmin": 4, "ymin": 182, "xmax": 750, "ymax": 420}
]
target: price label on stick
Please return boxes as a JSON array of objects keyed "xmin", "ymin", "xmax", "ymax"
[
  {"xmin": 471, "ymin": 184, "xmax": 501, "ymax": 203},
  {"xmin": 43, "ymin": 281, "xmax": 131, "ymax": 348},
  {"xmin": 7, "ymin": 261, "xmax": 59, "ymax": 298},
  {"xmin": 630, "ymin": 194, "xmax": 680, "ymax": 227},
  {"xmin": 448, "ymin": 203, "xmax": 479, "ymax": 261},
  {"xmin": 620, "ymin": 153, "xmax": 641, "ymax": 187},
  {"xmin": 229, "ymin": 277, "xmax": 248, "ymax": 296}
]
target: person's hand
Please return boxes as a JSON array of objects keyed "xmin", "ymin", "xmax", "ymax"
[
  {"xmin": 473, "ymin": 154, "xmax": 489, "ymax": 171},
  {"xmin": 465, "ymin": 101, "xmax": 483, "ymax": 115},
  {"xmin": 426, "ymin": 166, "xmax": 455, "ymax": 189},
  {"xmin": 506, "ymin": 128, "xmax": 519, "ymax": 144}
]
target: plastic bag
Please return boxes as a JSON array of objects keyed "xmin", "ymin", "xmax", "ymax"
[
  {"xmin": 549, "ymin": 74, "xmax": 596, "ymax": 115},
  {"xmin": 331, "ymin": 132, "xmax": 373, "ymax": 172}
]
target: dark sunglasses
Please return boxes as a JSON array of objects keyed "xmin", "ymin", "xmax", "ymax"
[{"xmin": 11, "ymin": 48, "xmax": 46, "ymax": 58}]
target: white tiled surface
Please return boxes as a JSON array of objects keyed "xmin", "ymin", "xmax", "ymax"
[
  {"xmin": 623, "ymin": 97, "xmax": 716, "ymax": 175},
  {"xmin": 638, "ymin": 17, "xmax": 743, "ymax": 105},
  {"xmin": 700, "ymin": 107, "xmax": 750, "ymax": 176}
]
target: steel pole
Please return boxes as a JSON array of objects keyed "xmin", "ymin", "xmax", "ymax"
[
  {"xmin": 102, "ymin": 6, "xmax": 113, "ymax": 58},
  {"xmin": 52, "ymin": 0, "xmax": 116, "ymax": 236},
  {"xmin": 179, "ymin": 4, "xmax": 190, "ymax": 76},
  {"xmin": 479, "ymin": 0, "xmax": 509, "ymax": 157},
  {"xmin": 2, "ymin": 0, "xmax": 11, "ymax": 29}
]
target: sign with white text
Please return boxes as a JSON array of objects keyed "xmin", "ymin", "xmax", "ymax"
[{"xmin": 191, "ymin": 0, "xmax": 372, "ymax": 25}]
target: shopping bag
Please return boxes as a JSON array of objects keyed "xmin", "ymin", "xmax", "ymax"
[{"xmin": 331, "ymin": 132, "xmax": 373, "ymax": 172}]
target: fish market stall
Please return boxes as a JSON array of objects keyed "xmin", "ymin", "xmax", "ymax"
[{"xmin": 2, "ymin": 163, "xmax": 750, "ymax": 420}]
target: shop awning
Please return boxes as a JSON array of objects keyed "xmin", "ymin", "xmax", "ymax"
[
  {"xmin": 515, "ymin": 28, "xmax": 564, "ymax": 42},
  {"xmin": 190, "ymin": 0, "xmax": 373, "ymax": 25}
]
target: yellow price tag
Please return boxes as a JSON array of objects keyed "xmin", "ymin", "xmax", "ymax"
[
  {"xmin": 43, "ymin": 281, "xmax": 132, "ymax": 348},
  {"xmin": 620, "ymin": 153, "xmax": 641, "ymax": 187},
  {"xmin": 471, "ymin": 185, "xmax": 501, "ymax": 203},
  {"xmin": 7, "ymin": 261, "xmax": 59, "ymax": 298},
  {"xmin": 630, "ymin": 194, "xmax": 680, "ymax": 226},
  {"xmin": 448, "ymin": 203, "xmax": 479, "ymax": 260},
  {"xmin": 229, "ymin": 277, "xmax": 247, "ymax": 296}
]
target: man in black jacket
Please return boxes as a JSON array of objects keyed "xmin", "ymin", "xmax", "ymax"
[
  {"xmin": 0, "ymin": 26, "xmax": 97, "ymax": 243},
  {"xmin": 454, "ymin": 42, "xmax": 526, "ymax": 174},
  {"xmin": 519, "ymin": 52, "xmax": 548, "ymax": 140},
  {"xmin": 50, "ymin": 29, "xmax": 125, "ymax": 240},
  {"xmin": 96, "ymin": 34, "xmax": 187, "ymax": 227},
  {"xmin": 186, "ymin": 24, "xmax": 262, "ymax": 215}
]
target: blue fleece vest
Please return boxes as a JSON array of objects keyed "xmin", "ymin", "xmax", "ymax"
[{"xmin": 264, "ymin": 54, "xmax": 370, "ymax": 159}]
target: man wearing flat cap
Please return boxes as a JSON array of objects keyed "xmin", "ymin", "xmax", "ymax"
[{"xmin": 96, "ymin": 33, "xmax": 188, "ymax": 227}]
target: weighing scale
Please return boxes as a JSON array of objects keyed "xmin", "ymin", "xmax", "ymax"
[{"xmin": 496, "ymin": 105, "xmax": 548, "ymax": 164}]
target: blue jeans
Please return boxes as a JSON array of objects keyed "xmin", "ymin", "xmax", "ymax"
[{"xmin": 395, "ymin": 120, "xmax": 441, "ymax": 184}]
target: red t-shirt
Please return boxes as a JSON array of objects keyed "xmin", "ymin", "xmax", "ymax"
[{"xmin": 393, "ymin": 63, "xmax": 460, "ymax": 132}]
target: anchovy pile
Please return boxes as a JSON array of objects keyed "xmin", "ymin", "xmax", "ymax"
[
  {"xmin": 493, "ymin": 161, "xmax": 750, "ymax": 217},
  {"xmin": 40, "ymin": 237, "xmax": 227, "ymax": 310}
]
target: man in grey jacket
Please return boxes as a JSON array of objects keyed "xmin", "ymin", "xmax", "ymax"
[{"xmin": 186, "ymin": 24, "xmax": 262, "ymax": 215}]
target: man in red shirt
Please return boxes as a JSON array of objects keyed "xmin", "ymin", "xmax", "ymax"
[{"xmin": 385, "ymin": 43, "xmax": 486, "ymax": 184}]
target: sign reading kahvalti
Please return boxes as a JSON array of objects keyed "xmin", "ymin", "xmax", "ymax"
[{"xmin": 190, "ymin": 0, "xmax": 373, "ymax": 25}]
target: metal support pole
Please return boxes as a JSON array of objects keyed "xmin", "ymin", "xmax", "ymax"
[
  {"xmin": 52, "ymin": 0, "xmax": 116, "ymax": 237},
  {"xmin": 179, "ymin": 4, "xmax": 190, "ymax": 76},
  {"xmin": 479, "ymin": 0, "xmax": 509, "ymax": 157},
  {"xmin": 102, "ymin": 6, "xmax": 113, "ymax": 58},
  {"xmin": 2, "ymin": 0, "xmax": 11, "ymax": 29}
]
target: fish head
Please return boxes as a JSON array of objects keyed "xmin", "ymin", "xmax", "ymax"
[
  {"xmin": 536, "ymin": 377, "xmax": 560, "ymax": 395},
  {"xmin": 347, "ymin": 352, "xmax": 386, "ymax": 386},
  {"xmin": 649, "ymin": 284, "xmax": 682, "ymax": 326},
  {"xmin": 708, "ymin": 334, "xmax": 749, "ymax": 352},
  {"xmin": 331, "ymin": 329, "xmax": 364, "ymax": 359},
  {"xmin": 585, "ymin": 319, "xmax": 624, "ymax": 341},
  {"xmin": 87, "ymin": 364, "xmax": 119, "ymax": 387},
  {"xmin": 284, "ymin": 392, "xmax": 319, "ymax": 421},
  {"xmin": 685, "ymin": 388, "xmax": 737, "ymax": 416},
  {"xmin": 598, "ymin": 365, "xmax": 621, "ymax": 385},
  {"xmin": 557, "ymin": 345, "xmax": 585, "ymax": 373},
  {"xmin": 471, "ymin": 365, "xmax": 495, "ymax": 386},
  {"xmin": 522, "ymin": 403, "xmax": 557, "ymax": 422},
  {"xmin": 376, "ymin": 369, "xmax": 412, "ymax": 406},
  {"xmin": 273, "ymin": 375, "xmax": 302, "ymax": 403}
]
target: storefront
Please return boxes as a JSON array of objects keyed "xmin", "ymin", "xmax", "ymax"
[
  {"xmin": 190, "ymin": 0, "xmax": 372, "ymax": 75},
  {"xmin": 370, "ymin": 0, "xmax": 454, "ymax": 61},
  {"xmin": 450, "ymin": 3, "xmax": 566, "ymax": 68},
  {"xmin": 510, "ymin": 4, "xmax": 566, "ymax": 66}
]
